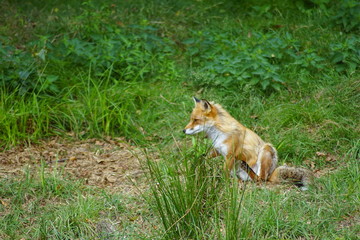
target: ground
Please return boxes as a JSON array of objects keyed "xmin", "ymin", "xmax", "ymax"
[
  {"xmin": 0, "ymin": 137, "xmax": 150, "ymax": 195},
  {"xmin": 0, "ymin": 138, "xmax": 358, "ymax": 238},
  {"xmin": 0, "ymin": 137, "xmax": 334, "ymax": 193}
]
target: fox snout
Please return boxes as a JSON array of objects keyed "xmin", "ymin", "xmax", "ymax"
[
  {"xmin": 183, "ymin": 128, "xmax": 191, "ymax": 134},
  {"xmin": 183, "ymin": 125, "xmax": 204, "ymax": 135},
  {"xmin": 183, "ymin": 128, "xmax": 195, "ymax": 135}
]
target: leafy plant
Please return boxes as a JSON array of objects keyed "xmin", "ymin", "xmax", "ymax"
[
  {"xmin": 55, "ymin": 26, "xmax": 176, "ymax": 82},
  {"xmin": 301, "ymin": 0, "xmax": 360, "ymax": 32},
  {"xmin": 331, "ymin": 0, "xmax": 360, "ymax": 32},
  {"xmin": 293, "ymin": 48, "xmax": 326, "ymax": 75},
  {"xmin": 183, "ymin": 31, "xmax": 313, "ymax": 91},
  {"xmin": 1, "ymin": 1, "xmax": 178, "ymax": 96},
  {"xmin": 329, "ymin": 35, "xmax": 360, "ymax": 73},
  {"xmin": 0, "ymin": 41, "xmax": 49, "ymax": 95}
]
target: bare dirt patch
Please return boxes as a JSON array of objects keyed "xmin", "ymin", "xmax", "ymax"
[
  {"xmin": 0, "ymin": 137, "xmax": 337, "ymax": 195},
  {"xmin": 0, "ymin": 137, "xmax": 151, "ymax": 195}
]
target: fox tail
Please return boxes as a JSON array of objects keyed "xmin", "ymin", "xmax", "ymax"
[{"xmin": 269, "ymin": 166, "xmax": 314, "ymax": 191}]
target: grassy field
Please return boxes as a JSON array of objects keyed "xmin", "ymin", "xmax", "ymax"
[{"xmin": 0, "ymin": 0, "xmax": 359, "ymax": 239}]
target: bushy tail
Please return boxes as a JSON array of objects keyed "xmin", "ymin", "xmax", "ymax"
[{"xmin": 269, "ymin": 166, "xmax": 314, "ymax": 190}]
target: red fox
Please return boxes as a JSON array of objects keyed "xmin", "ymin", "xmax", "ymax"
[{"xmin": 183, "ymin": 97, "xmax": 313, "ymax": 190}]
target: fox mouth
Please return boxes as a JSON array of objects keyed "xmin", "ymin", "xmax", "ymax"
[
  {"xmin": 183, "ymin": 128, "xmax": 199, "ymax": 135},
  {"xmin": 183, "ymin": 125, "xmax": 205, "ymax": 135}
]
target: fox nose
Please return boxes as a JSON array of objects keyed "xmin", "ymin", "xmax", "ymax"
[{"xmin": 183, "ymin": 129, "xmax": 186, "ymax": 134}]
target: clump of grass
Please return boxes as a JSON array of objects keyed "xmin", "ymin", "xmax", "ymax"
[
  {"xmin": 0, "ymin": 70, "xmax": 187, "ymax": 149},
  {"xmin": 147, "ymin": 138, "xmax": 360, "ymax": 239},
  {"xmin": 147, "ymin": 136, "xmax": 248, "ymax": 239},
  {"xmin": 0, "ymin": 89, "xmax": 52, "ymax": 148}
]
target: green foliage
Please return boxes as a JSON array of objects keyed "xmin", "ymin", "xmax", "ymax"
[
  {"xmin": 329, "ymin": 35, "xmax": 360, "ymax": 73},
  {"xmin": 2, "ymin": 0, "xmax": 359, "ymax": 97},
  {"xmin": 184, "ymin": 31, "xmax": 288, "ymax": 91},
  {"xmin": 0, "ymin": 40, "xmax": 51, "ymax": 95},
  {"xmin": 301, "ymin": 0, "xmax": 360, "ymax": 32},
  {"xmin": 55, "ymin": 25, "xmax": 176, "ymax": 81},
  {"xmin": 182, "ymin": 27, "xmax": 356, "ymax": 91},
  {"xmin": 331, "ymin": 0, "xmax": 360, "ymax": 32},
  {"xmin": 0, "ymin": 1, "xmax": 178, "ymax": 96}
]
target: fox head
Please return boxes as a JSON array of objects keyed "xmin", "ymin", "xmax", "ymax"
[{"xmin": 183, "ymin": 97, "xmax": 217, "ymax": 135}]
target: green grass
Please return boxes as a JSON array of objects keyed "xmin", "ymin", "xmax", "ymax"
[
  {"xmin": 147, "ymin": 139, "xmax": 359, "ymax": 239},
  {"xmin": 0, "ymin": 164, "xmax": 157, "ymax": 239},
  {"xmin": 1, "ymin": 0, "xmax": 359, "ymax": 239}
]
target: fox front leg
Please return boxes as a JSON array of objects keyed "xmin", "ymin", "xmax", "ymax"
[{"xmin": 223, "ymin": 156, "xmax": 235, "ymax": 178}]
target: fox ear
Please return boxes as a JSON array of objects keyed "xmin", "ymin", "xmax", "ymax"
[
  {"xmin": 193, "ymin": 96, "xmax": 201, "ymax": 105},
  {"xmin": 193, "ymin": 97, "xmax": 212, "ymax": 113},
  {"xmin": 201, "ymin": 99, "xmax": 212, "ymax": 113}
]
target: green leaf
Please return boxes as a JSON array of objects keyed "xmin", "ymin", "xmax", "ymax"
[
  {"xmin": 260, "ymin": 80, "xmax": 270, "ymax": 90},
  {"xmin": 183, "ymin": 38, "xmax": 196, "ymax": 45},
  {"xmin": 37, "ymin": 49, "xmax": 47, "ymax": 61},
  {"xmin": 331, "ymin": 52, "xmax": 344, "ymax": 63},
  {"xmin": 272, "ymin": 83, "xmax": 282, "ymax": 91},
  {"xmin": 46, "ymin": 75, "xmax": 59, "ymax": 83},
  {"xmin": 249, "ymin": 78, "xmax": 260, "ymax": 85}
]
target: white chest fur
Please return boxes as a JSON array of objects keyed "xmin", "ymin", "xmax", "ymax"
[{"xmin": 206, "ymin": 127, "xmax": 228, "ymax": 156}]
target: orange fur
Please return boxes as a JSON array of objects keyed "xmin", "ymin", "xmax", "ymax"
[{"xmin": 183, "ymin": 97, "xmax": 313, "ymax": 189}]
